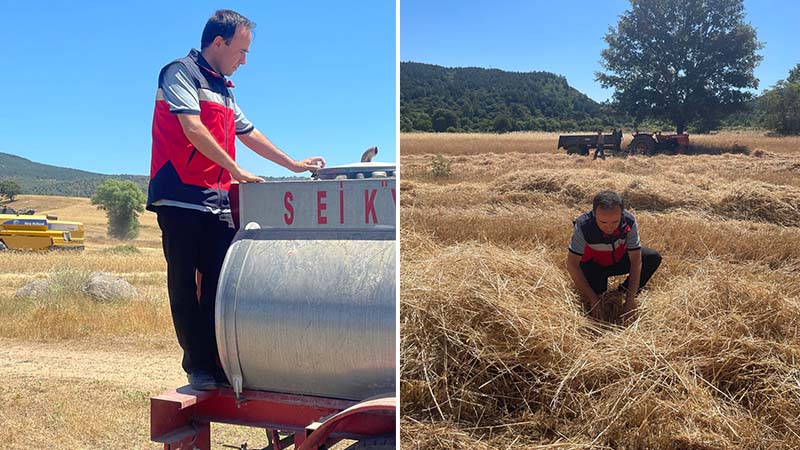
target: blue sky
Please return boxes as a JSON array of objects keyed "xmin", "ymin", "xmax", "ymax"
[
  {"xmin": 0, "ymin": 1, "xmax": 396, "ymax": 176},
  {"xmin": 401, "ymin": 0, "xmax": 799, "ymax": 103}
]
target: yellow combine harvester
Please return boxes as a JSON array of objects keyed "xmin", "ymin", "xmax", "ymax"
[{"xmin": 0, "ymin": 208, "xmax": 85, "ymax": 251}]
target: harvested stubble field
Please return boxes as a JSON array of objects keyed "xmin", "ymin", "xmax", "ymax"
[
  {"xmin": 0, "ymin": 195, "xmax": 266, "ymax": 449},
  {"xmin": 400, "ymin": 131, "xmax": 800, "ymax": 449}
]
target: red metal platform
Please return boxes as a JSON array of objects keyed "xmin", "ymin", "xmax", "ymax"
[{"xmin": 151, "ymin": 386, "xmax": 396, "ymax": 449}]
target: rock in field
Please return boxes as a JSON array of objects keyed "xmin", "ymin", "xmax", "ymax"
[
  {"xmin": 82, "ymin": 272, "xmax": 138, "ymax": 302},
  {"xmin": 15, "ymin": 279, "xmax": 53, "ymax": 299}
]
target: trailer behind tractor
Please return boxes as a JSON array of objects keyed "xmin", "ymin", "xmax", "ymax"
[{"xmin": 557, "ymin": 130, "xmax": 623, "ymax": 155}]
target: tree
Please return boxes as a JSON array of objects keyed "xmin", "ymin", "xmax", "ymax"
[
  {"xmin": 0, "ymin": 180, "xmax": 22, "ymax": 201},
  {"xmin": 493, "ymin": 116, "xmax": 512, "ymax": 133},
  {"xmin": 760, "ymin": 64, "xmax": 800, "ymax": 135},
  {"xmin": 91, "ymin": 179, "xmax": 146, "ymax": 240},
  {"xmin": 408, "ymin": 111, "xmax": 433, "ymax": 131},
  {"xmin": 597, "ymin": 0, "xmax": 763, "ymax": 134},
  {"xmin": 431, "ymin": 109, "xmax": 459, "ymax": 132}
]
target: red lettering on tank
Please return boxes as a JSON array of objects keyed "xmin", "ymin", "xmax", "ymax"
[
  {"xmin": 365, "ymin": 189, "xmax": 378, "ymax": 223},
  {"xmin": 283, "ymin": 192, "xmax": 294, "ymax": 225},
  {"xmin": 391, "ymin": 188, "xmax": 396, "ymax": 205},
  {"xmin": 317, "ymin": 191, "xmax": 328, "ymax": 225}
]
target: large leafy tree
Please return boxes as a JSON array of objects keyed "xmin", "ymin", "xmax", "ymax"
[
  {"xmin": 597, "ymin": 0, "xmax": 762, "ymax": 134},
  {"xmin": 91, "ymin": 179, "xmax": 146, "ymax": 240},
  {"xmin": 759, "ymin": 64, "xmax": 800, "ymax": 135}
]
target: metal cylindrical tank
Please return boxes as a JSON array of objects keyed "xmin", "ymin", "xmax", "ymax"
[{"xmin": 216, "ymin": 162, "xmax": 396, "ymax": 401}]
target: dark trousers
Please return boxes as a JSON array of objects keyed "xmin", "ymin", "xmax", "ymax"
[
  {"xmin": 593, "ymin": 146, "xmax": 606, "ymax": 160},
  {"xmin": 156, "ymin": 206, "xmax": 236, "ymax": 374},
  {"xmin": 580, "ymin": 247, "xmax": 661, "ymax": 294}
]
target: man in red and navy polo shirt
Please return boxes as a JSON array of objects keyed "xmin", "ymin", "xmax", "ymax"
[
  {"xmin": 566, "ymin": 191, "xmax": 661, "ymax": 322},
  {"xmin": 148, "ymin": 10, "xmax": 325, "ymax": 390}
]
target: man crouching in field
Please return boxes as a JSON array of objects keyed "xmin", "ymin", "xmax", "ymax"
[{"xmin": 566, "ymin": 191, "xmax": 661, "ymax": 322}]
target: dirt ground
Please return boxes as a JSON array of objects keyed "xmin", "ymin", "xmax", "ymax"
[
  {"xmin": 0, "ymin": 338, "xmax": 185, "ymax": 392},
  {"xmin": 0, "ymin": 337, "xmax": 284, "ymax": 449}
]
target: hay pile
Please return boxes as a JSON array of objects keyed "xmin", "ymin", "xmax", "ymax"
[
  {"xmin": 401, "ymin": 233, "xmax": 800, "ymax": 449},
  {"xmin": 713, "ymin": 181, "xmax": 800, "ymax": 227},
  {"xmin": 494, "ymin": 168, "xmax": 800, "ymax": 226}
]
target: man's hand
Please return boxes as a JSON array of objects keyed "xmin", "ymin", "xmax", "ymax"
[
  {"xmin": 566, "ymin": 252, "xmax": 604, "ymax": 320},
  {"xmin": 588, "ymin": 294, "xmax": 603, "ymax": 321},
  {"xmin": 231, "ymin": 166, "xmax": 265, "ymax": 183},
  {"xmin": 625, "ymin": 290, "xmax": 636, "ymax": 310},
  {"xmin": 292, "ymin": 156, "xmax": 326, "ymax": 173}
]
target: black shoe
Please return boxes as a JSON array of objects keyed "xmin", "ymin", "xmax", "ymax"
[
  {"xmin": 212, "ymin": 367, "xmax": 231, "ymax": 388},
  {"xmin": 188, "ymin": 370, "xmax": 218, "ymax": 391}
]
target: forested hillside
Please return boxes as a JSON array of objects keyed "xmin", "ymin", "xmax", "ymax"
[{"xmin": 401, "ymin": 62, "xmax": 615, "ymax": 132}]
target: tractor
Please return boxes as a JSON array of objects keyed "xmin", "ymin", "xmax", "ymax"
[{"xmin": 627, "ymin": 132, "xmax": 689, "ymax": 156}]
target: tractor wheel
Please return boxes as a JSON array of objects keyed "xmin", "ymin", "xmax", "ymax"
[
  {"xmin": 0, "ymin": 241, "xmax": 7, "ymax": 251},
  {"xmin": 344, "ymin": 437, "xmax": 396, "ymax": 450},
  {"xmin": 566, "ymin": 145, "xmax": 581, "ymax": 155},
  {"xmin": 676, "ymin": 145, "xmax": 688, "ymax": 155},
  {"xmin": 628, "ymin": 135, "xmax": 656, "ymax": 156}
]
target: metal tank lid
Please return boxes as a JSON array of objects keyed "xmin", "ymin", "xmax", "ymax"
[{"xmin": 314, "ymin": 161, "xmax": 396, "ymax": 180}]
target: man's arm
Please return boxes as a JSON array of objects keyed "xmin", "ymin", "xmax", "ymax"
[
  {"xmin": 566, "ymin": 252, "xmax": 602, "ymax": 320},
  {"xmin": 238, "ymin": 128, "xmax": 325, "ymax": 173},
  {"xmin": 624, "ymin": 249, "xmax": 642, "ymax": 313},
  {"xmin": 176, "ymin": 115, "xmax": 264, "ymax": 183},
  {"xmin": 159, "ymin": 63, "xmax": 262, "ymax": 183}
]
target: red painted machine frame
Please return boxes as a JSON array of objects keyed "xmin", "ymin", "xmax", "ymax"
[{"xmin": 151, "ymin": 386, "xmax": 396, "ymax": 449}]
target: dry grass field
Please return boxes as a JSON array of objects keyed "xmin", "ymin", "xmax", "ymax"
[
  {"xmin": 0, "ymin": 196, "xmax": 269, "ymax": 449},
  {"xmin": 400, "ymin": 131, "xmax": 800, "ymax": 449}
]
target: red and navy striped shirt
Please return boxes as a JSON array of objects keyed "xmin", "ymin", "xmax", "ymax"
[
  {"xmin": 147, "ymin": 49, "xmax": 254, "ymax": 214},
  {"xmin": 569, "ymin": 210, "xmax": 641, "ymax": 266}
]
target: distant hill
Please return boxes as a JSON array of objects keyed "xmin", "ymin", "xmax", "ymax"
[
  {"xmin": 0, "ymin": 152, "xmax": 149, "ymax": 198},
  {"xmin": 401, "ymin": 62, "xmax": 614, "ymax": 133}
]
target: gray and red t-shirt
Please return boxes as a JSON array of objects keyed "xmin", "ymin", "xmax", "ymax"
[
  {"xmin": 148, "ymin": 49, "xmax": 254, "ymax": 214},
  {"xmin": 569, "ymin": 210, "xmax": 641, "ymax": 266}
]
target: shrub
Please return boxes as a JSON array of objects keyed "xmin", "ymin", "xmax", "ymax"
[
  {"xmin": 91, "ymin": 179, "xmax": 146, "ymax": 240},
  {"xmin": 430, "ymin": 154, "xmax": 451, "ymax": 178}
]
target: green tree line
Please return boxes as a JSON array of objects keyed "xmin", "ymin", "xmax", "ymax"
[{"xmin": 401, "ymin": 62, "xmax": 615, "ymax": 133}]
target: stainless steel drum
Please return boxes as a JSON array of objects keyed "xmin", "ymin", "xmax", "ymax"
[{"xmin": 216, "ymin": 162, "xmax": 396, "ymax": 401}]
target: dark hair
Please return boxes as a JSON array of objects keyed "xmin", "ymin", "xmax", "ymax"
[
  {"xmin": 592, "ymin": 190, "xmax": 624, "ymax": 212},
  {"xmin": 201, "ymin": 10, "xmax": 256, "ymax": 49}
]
